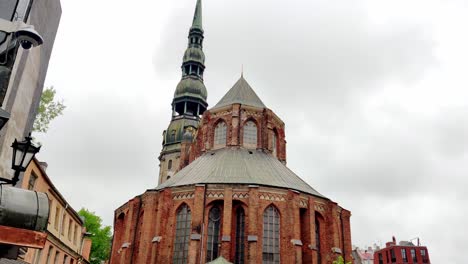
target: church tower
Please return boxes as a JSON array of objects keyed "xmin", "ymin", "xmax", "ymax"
[{"xmin": 158, "ymin": 0, "xmax": 208, "ymax": 184}]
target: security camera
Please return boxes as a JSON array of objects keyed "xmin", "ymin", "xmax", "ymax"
[
  {"xmin": 15, "ymin": 26, "xmax": 43, "ymax": 49},
  {"xmin": 0, "ymin": 18, "xmax": 43, "ymax": 49}
]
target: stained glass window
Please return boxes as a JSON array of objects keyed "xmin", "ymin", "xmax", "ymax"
[
  {"xmin": 214, "ymin": 122, "xmax": 227, "ymax": 147},
  {"xmin": 206, "ymin": 206, "xmax": 222, "ymax": 262},
  {"xmin": 173, "ymin": 204, "xmax": 191, "ymax": 264},
  {"xmin": 243, "ymin": 121, "xmax": 257, "ymax": 148},
  {"xmin": 235, "ymin": 207, "xmax": 245, "ymax": 264},
  {"xmin": 262, "ymin": 206, "xmax": 280, "ymax": 264}
]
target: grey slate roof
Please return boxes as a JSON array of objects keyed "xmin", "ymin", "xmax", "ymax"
[
  {"xmin": 155, "ymin": 148, "xmax": 326, "ymax": 198},
  {"xmin": 213, "ymin": 76, "xmax": 266, "ymax": 109}
]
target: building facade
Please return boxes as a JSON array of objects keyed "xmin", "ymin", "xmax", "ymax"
[
  {"xmin": 19, "ymin": 158, "xmax": 92, "ymax": 264},
  {"xmin": 374, "ymin": 237, "xmax": 430, "ymax": 264},
  {"xmin": 111, "ymin": 1, "xmax": 352, "ymax": 263}
]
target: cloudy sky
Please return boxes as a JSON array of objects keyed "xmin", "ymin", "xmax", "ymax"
[{"xmin": 35, "ymin": 0, "xmax": 467, "ymax": 262}]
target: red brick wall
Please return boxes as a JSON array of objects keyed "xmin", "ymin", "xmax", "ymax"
[
  {"xmin": 374, "ymin": 244, "xmax": 430, "ymax": 264},
  {"xmin": 110, "ymin": 185, "xmax": 352, "ymax": 264}
]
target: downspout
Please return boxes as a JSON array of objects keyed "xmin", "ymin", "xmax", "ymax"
[
  {"xmin": 199, "ymin": 184, "xmax": 207, "ymax": 264},
  {"xmin": 340, "ymin": 210, "xmax": 346, "ymax": 263},
  {"xmin": 129, "ymin": 196, "xmax": 142, "ymax": 264}
]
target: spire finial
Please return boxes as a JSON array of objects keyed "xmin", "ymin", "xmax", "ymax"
[
  {"xmin": 192, "ymin": 0, "xmax": 203, "ymax": 29},
  {"xmin": 241, "ymin": 64, "xmax": 244, "ymax": 77}
]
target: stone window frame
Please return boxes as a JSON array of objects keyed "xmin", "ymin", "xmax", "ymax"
[
  {"xmin": 262, "ymin": 205, "xmax": 281, "ymax": 264},
  {"xmin": 173, "ymin": 203, "xmax": 192, "ymax": 264}
]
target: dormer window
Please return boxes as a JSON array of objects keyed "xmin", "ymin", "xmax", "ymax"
[
  {"xmin": 243, "ymin": 121, "xmax": 257, "ymax": 148},
  {"xmin": 214, "ymin": 122, "xmax": 227, "ymax": 148}
]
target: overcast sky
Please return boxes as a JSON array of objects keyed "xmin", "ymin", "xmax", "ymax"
[{"xmin": 35, "ymin": 0, "xmax": 468, "ymax": 262}]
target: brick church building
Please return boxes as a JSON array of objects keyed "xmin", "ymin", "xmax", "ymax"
[{"xmin": 110, "ymin": 1, "xmax": 352, "ymax": 263}]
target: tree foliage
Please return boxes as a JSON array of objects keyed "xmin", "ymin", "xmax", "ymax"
[
  {"xmin": 78, "ymin": 208, "xmax": 112, "ymax": 264},
  {"xmin": 333, "ymin": 256, "xmax": 352, "ymax": 264},
  {"xmin": 33, "ymin": 86, "xmax": 65, "ymax": 133}
]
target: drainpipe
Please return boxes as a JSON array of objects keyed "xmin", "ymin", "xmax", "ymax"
[
  {"xmin": 129, "ymin": 196, "xmax": 142, "ymax": 264},
  {"xmin": 199, "ymin": 184, "xmax": 207, "ymax": 264}
]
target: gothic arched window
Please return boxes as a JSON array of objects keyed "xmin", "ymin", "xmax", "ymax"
[
  {"xmin": 262, "ymin": 205, "xmax": 280, "ymax": 264},
  {"xmin": 235, "ymin": 207, "xmax": 246, "ymax": 264},
  {"xmin": 206, "ymin": 206, "xmax": 222, "ymax": 262},
  {"xmin": 214, "ymin": 122, "xmax": 227, "ymax": 148},
  {"xmin": 243, "ymin": 121, "xmax": 257, "ymax": 148},
  {"xmin": 173, "ymin": 204, "xmax": 191, "ymax": 264}
]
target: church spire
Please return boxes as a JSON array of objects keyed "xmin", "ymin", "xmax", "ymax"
[
  {"xmin": 191, "ymin": 0, "xmax": 202, "ymax": 30},
  {"xmin": 172, "ymin": 0, "xmax": 208, "ymax": 118}
]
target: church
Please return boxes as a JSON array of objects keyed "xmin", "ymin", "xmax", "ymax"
[{"xmin": 110, "ymin": 1, "xmax": 352, "ymax": 263}]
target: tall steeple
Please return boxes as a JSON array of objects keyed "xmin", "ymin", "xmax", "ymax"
[
  {"xmin": 172, "ymin": 0, "xmax": 207, "ymax": 117},
  {"xmin": 158, "ymin": 0, "xmax": 208, "ymax": 185}
]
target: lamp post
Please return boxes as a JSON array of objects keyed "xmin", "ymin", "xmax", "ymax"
[{"xmin": 0, "ymin": 133, "xmax": 40, "ymax": 185}]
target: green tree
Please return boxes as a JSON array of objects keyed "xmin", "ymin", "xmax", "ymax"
[
  {"xmin": 333, "ymin": 256, "xmax": 352, "ymax": 264},
  {"xmin": 78, "ymin": 208, "xmax": 112, "ymax": 264},
  {"xmin": 33, "ymin": 86, "xmax": 65, "ymax": 133}
]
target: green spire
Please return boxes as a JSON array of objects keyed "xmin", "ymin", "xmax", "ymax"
[{"xmin": 191, "ymin": 0, "xmax": 203, "ymax": 30}]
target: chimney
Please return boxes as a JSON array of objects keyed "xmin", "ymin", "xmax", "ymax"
[
  {"xmin": 392, "ymin": 236, "xmax": 396, "ymax": 244},
  {"xmin": 39, "ymin": 161, "xmax": 48, "ymax": 171}
]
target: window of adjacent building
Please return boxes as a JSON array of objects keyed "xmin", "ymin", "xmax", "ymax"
[
  {"xmin": 61, "ymin": 214, "xmax": 66, "ymax": 235},
  {"xmin": 168, "ymin": 160, "xmax": 173, "ymax": 170},
  {"xmin": 402, "ymin": 248, "xmax": 408, "ymax": 262},
  {"xmin": 74, "ymin": 225, "xmax": 79, "ymax": 245},
  {"xmin": 243, "ymin": 121, "xmax": 257, "ymax": 148},
  {"xmin": 234, "ymin": 207, "xmax": 245, "ymax": 264},
  {"xmin": 262, "ymin": 205, "xmax": 280, "ymax": 264},
  {"xmin": 214, "ymin": 122, "xmax": 227, "ymax": 148},
  {"xmin": 411, "ymin": 249, "xmax": 417, "ymax": 263},
  {"xmin": 63, "ymin": 255, "xmax": 68, "ymax": 264},
  {"xmin": 206, "ymin": 206, "xmax": 222, "ymax": 262},
  {"xmin": 70, "ymin": 259, "xmax": 74, "ymax": 264},
  {"xmin": 33, "ymin": 249, "xmax": 42, "ymax": 264},
  {"xmin": 46, "ymin": 246, "xmax": 53, "ymax": 264},
  {"xmin": 390, "ymin": 248, "xmax": 396, "ymax": 262},
  {"xmin": 378, "ymin": 253, "xmax": 383, "ymax": 264},
  {"xmin": 54, "ymin": 206, "xmax": 60, "ymax": 230},
  {"xmin": 173, "ymin": 204, "xmax": 191, "ymax": 264},
  {"xmin": 28, "ymin": 172, "xmax": 38, "ymax": 190},
  {"xmin": 68, "ymin": 219, "xmax": 72, "ymax": 240},
  {"xmin": 272, "ymin": 132, "xmax": 277, "ymax": 157},
  {"xmin": 54, "ymin": 251, "xmax": 60, "ymax": 264},
  {"xmin": 421, "ymin": 249, "xmax": 428, "ymax": 263}
]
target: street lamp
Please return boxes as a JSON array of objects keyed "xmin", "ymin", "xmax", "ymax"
[{"xmin": 0, "ymin": 133, "xmax": 41, "ymax": 185}]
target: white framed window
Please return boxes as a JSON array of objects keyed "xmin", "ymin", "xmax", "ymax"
[
  {"xmin": 214, "ymin": 122, "xmax": 227, "ymax": 148},
  {"xmin": 243, "ymin": 121, "xmax": 257, "ymax": 148}
]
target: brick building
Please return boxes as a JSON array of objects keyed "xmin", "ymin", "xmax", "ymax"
[
  {"xmin": 374, "ymin": 237, "xmax": 430, "ymax": 264},
  {"xmin": 110, "ymin": 1, "xmax": 352, "ymax": 263},
  {"xmin": 19, "ymin": 158, "xmax": 92, "ymax": 264}
]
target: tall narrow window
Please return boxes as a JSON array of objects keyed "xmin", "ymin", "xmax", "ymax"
[
  {"xmin": 235, "ymin": 207, "xmax": 245, "ymax": 264},
  {"xmin": 68, "ymin": 219, "xmax": 72, "ymax": 240},
  {"xmin": 262, "ymin": 205, "xmax": 280, "ymax": 264},
  {"xmin": 168, "ymin": 160, "xmax": 173, "ymax": 170},
  {"xmin": 214, "ymin": 122, "xmax": 227, "ymax": 148},
  {"xmin": 28, "ymin": 173, "xmax": 38, "ymax": 190},
  {"xmin": 63, "ymin": 255, "xmax": 68, "ymax": 264},
  {"xmin": 315, "ymin": 217, "xmax": 321, "ymax": 264},
  {"xmin": 46, "ymin": 246, "xmax": 53, "ymax": 264},
  {"xmin": 243, "ymin": 121, "xmax": 257, "ymax": 148},
  {"xmin": 54, "ymin": 251, "xmax": 60, "ymax": 264},
  {"xmin": 173, "ymin": 204, "xmax": 191, "ymax": 264},
  {"xmin": 378, "ymin": 253, "xmax": 383, "ymax": 264},
  {"xmin": 401, "ymin": 248, "xmax": 407, "ymax": 262},
  {"xmin": 54, "ymin": 206, "xmax": 60, "ymax": 230},
  {"xmin": 206, "ymin": 206, "xmax": 222, "ymax": 262},
  {"xmin": 272, "ymin": 132, "xmax": 277, "ymax": 157},
  {"xmin": 390, "ymin": 248, "xmax": 396, "ymax": 262},
  {"xmin": 411, "ymin": 249, "xmax": 417, "ymax": 263},
  {"xmin": 421, "ymin": 249, "xmax": 428, "ymax": 263}
]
